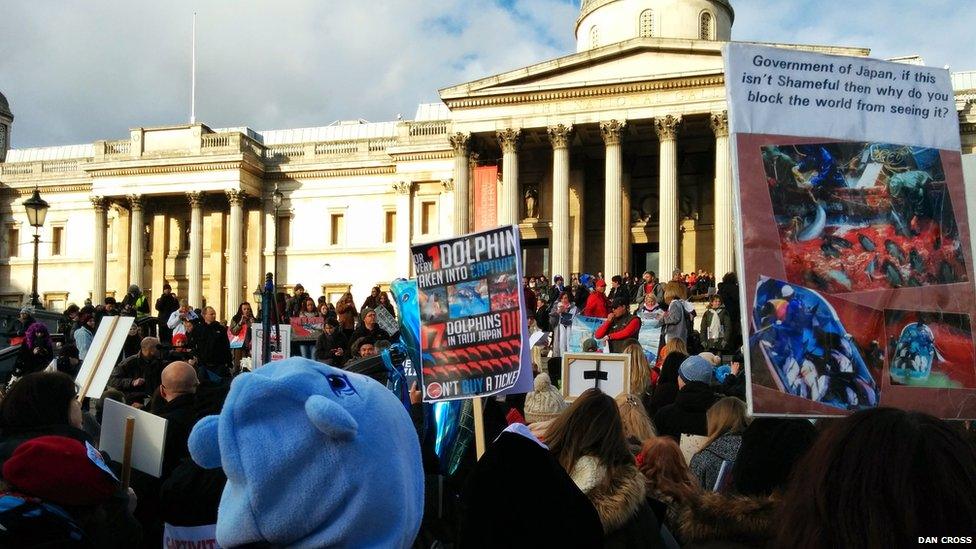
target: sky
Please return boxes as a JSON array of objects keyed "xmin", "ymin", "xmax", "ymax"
[{"xmin": 1, "ymin": 0, "xmax": 974, "ymax": 149}]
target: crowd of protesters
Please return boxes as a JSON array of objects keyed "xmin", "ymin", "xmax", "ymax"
[{"xmin": 0, "ymin": 271, "xmax": 974, "ymax": 547}]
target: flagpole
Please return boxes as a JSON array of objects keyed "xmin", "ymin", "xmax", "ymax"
[{"xmin": 190, "ymin": 12, "xmax": 196, "ymax": 124}]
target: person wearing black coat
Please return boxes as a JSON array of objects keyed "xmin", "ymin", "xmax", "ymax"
[
  {"xmin": 314, "ymin": 318, "xmax": 349, "ymax": 366},
  {"xmin": 153, "ymin": 363, "xmax": 199, "ymax": 480},
  {"xmin": 647, "ymin": 350, "xmax": 686, "ymax": 416},
  {"xmin": 187, "ymin": 307, "xmax": 232, "ymax": 375},
  {"xmin": 349, "ymin": 309, "xmax": 391, "ymax": 350},
  {"xmin": 717, "ymin": 273, "xmax": 741, "ymax": 348},
  {"xmin": 155, "ymin": 284, "xmax": 180, "ymax": 345},
  {"xmin": 654, "ymin": 356, "xmax": 721, "ymax": 442},
  {"xmin": 460, "ymin": 427, "xmax": 604, "ymax": 548}
]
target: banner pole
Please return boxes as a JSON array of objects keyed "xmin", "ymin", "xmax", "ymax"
[
  {"xmin": 77, "ymin": 315, "xmax": 120, "ymax": 402},
  {"xmin": 120, "ymin": 416, "xmax": 136, "ymax": 491},
  {"xmin": 472, "ymin": 397, "xmax": 486, "ymax": 459}
]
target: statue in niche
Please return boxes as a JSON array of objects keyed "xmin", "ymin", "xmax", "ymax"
[
  {"xmin": 639, "ymin": 194, "xmax": 657, "ymax": 224},
  {"xmin": 143, "ymin": 225, "xmax": 152, "ymax": 255},
  {"xmin": 680, "ymin": 188, "xmax": 700, "ymax": 221},
  {"xmin": 524, "ymin": 187, "xmax": 539, "ymax": 219}
]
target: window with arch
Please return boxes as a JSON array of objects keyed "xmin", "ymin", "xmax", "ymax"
[
  {"xmin": 590, "ymin": 26, "xmax": 599, "ymax": 48},
  {"xmin": 639, "ymin": 9, "xmax": 654, "ymax": 37},
  {"xmin": 699, "ymin": 12, "xmax": 713, "ymax": 40}
]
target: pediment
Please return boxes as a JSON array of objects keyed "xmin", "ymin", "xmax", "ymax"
[{"xmin": 440, "ymin": 37, "xmax": 725, "ymax": 103}]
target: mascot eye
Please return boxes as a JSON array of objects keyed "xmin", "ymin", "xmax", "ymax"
[{"xmin": 327, "ymin": 373, "xmax": 358, "ymax": 397}]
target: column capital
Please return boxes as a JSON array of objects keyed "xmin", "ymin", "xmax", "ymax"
[
  {"xmin": 441, "ymin": 179, "xmax": 455, "ymax": 192},
  {"xmin": 496, "ymin": 128, "xmax": 522, "ymax": 154},
  {"xmin": 90, "ymin": 196, "xmax": 107, "ymax": 212},
  {"xmin": 392, "ymin": 181, "xmax": 414, "ymax": 195},
  {"xmin": 127, "ymin": 194, "xmax": 144, "ymax": 212},
  {"xmin": 226, "ymin": 189, "xmax": 247, "ymax": 205},
  {"xmin": 547, "ymin": 124, "xmax": 574, "ymax": 149},
  {"xmin": 599, "ymin": 120, "xmax": 627, "ymax": 145},
  {"xmin": 710, "ymin": 111, "xmax": 729, "ymax": 138},
  {"xmin": 186, "ymin": 191, "xmax": 204, "ymax": 207},
  {"xmin": 448, "ymin": 132, "xmax": 471, "ymax": 155},
  {"xmin": 654, "ymin": 115, "xmax": 682, "ymax": 141}
]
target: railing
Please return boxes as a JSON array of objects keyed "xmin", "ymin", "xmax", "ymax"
[
  {"xmin": 264, "ymin": 143, "xmax": 305, "ymax": 161},
  {"xmin": 0, "ymin": 164, "xmax": 34, "ymax": 175},
  {"xmin": 202, "ymin": 133, "xmax": 231, "ymax": 148},
  {"xmin": 368, "ymin": 138, "xmax": 397, "ymax": 152},
  {"xmin": 42, "ymin": 160, "xmax": 81, "ymax": 173},
  {"xmin": 314, "ymin": 141, "xmax": 359, "ymax": 155},
  {"xmin": 105, "ymin": 140, "xmax": 130, "ymax": 155},
  {"xmin": 407, "ymin": 121, "xmax": 449, "ymax": 137}
]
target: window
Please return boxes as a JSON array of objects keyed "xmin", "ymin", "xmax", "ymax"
[
  {"xmin": 384, "ymin": 211, "xmax": 396, "ymax": 244},
  {"xmin": 44, "ymin": 292, "xmax": 69, "ymax": 311},
  {"xmin": 590, "ymin": 26, "xmax": 599, "ymax": 48},
  {"xmin": 421, "ymin": 201, "xmax": 437, "ymax": 235},
  {"xmin": 330, "ymin": 214, "xmax": 345, "ymax": 246},
  {"xmin": 700, "ymin": 12, "xmax": 712, "ymax": 40},
  {"xmin": 639, "ymin": 9, "xmax": 654, "ymax": 37},
  {"xmin": 5, "ymin": 225, "xmax": 18, "ymax": 258},
  {"xmin": 51, "ymin": 226, "xmax": 65, "ymax": 256},
  {"xmin": 276, "ymin": 216, "xmax": 291, "ymax": 248}
]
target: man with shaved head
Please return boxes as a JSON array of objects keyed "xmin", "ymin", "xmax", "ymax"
[{"xmin": 155, "ymin": 361, "xmax": 200, "ymax": 477}]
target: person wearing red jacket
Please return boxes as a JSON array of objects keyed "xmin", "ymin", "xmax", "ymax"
[
  {"xmin": 595, "ymin": 297, "xmax": 641, "ymax": 353},
  {"xmin": 582, "ymin": 279, "xmax": 610, "ymax": 318}
]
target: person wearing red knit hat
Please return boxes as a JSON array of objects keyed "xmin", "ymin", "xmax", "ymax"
[{"xmin": 0, "ymin": 435, "xmax": 141, "ymax": 547}]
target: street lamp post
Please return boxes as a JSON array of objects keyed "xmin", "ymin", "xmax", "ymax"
[
  {"xmin": 23, "ymin": 187, "xmax": 49, "ymax": 310},
  {"xmin": 272, "ymin": 184, "xmax": 283, "ymax": 293}
]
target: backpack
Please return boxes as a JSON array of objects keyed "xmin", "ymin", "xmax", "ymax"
[{"xmin": 0, "ymin": 493, "xmax": 90, "ymax": 547}]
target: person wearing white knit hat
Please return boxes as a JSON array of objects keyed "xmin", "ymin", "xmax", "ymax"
[{"xmin": 524, "ymin": 373, "xmax": 568, "ymax": 424}]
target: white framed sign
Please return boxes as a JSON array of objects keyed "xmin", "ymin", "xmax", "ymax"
[{"xmin": 561, "ymin": 352, "xmax": 631, "ymax": 401}]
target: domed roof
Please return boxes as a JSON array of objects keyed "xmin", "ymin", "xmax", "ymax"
[
  {"xmin": 0, "ymin": 91, "xmax": 11, "ymax": 119},
  {"xmin": 580, "ymin": 0, "xmax": 734, "ymax": 22}
]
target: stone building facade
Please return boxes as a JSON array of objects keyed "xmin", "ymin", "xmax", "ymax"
[{"xmin": 1, "ymin": 0, "xmax": 974, "ymax": 318}]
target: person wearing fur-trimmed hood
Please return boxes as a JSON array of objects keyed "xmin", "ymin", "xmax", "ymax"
[{"xmin": 548, "ymin": 389, "xmax": 663, "ymax": 548}]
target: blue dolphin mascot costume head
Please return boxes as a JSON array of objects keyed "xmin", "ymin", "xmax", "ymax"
[{"xmin": 188, "ymin": 357, "xmax": 424, "ymax": 548}]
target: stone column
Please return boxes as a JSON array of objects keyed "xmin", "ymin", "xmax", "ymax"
[
  {"xmin": 449, "ymin": 132, "xmax": 471, "ymax": 235},
  {"xmin": 496, "ymin": 128, "xmax": 521, "ymax": 226},
  {"xmin": 226, "ymin": 190, "xmax": 246, "ymax": 318},
  {"xmin": 91, "ymin": 197, "xmax": 107, "ymax": 305},
  {"xmin": 187, "ymin": 192, "xmax": 204, "ymax": 308},
  {"xmin": 127, "ymin": 195, "xmax": 144, "ymax": 288},
  {"xmin": 601, "ymin": 120, "xmax": 626, "ymax": 278},
  {"xmin": 711, "ymin": 111, "xmax": 734, "ymax": 277},
  {"xmin": 548, "ymin": 124, "xmax": 573, "ymax": 279},
  {"xmin": 655, "ymin": 114, "xmax": 682, "ymax": 281},
  {"xmin": 393, "ymin": 181, "xmax": 413, "ymax": 276}
]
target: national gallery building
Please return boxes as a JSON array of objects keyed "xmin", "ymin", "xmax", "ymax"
[{"xmin": 2, "ymin": 0, "xmax": 975, "ymax": 318}]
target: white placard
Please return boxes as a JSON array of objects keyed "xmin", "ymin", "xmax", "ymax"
[
  {"xmin": 100, "ymin": 398, "xmax": 168, "ymax": 478},
  {"xmin": 561, "ymin": 352, "xmax": 631, "ymax": 401},
  {"xmin": 163, "ymin": 523, "xmax": 220, "ymax": 548},
  {"xmin": 250, "ymin": 324, "xmax": 292, "ymax": 369},
  {"xmin": 74, "ymin": 315, "xmax": 135, "ymax": 400},
  {"xmin": 724, "ymin": 43, "xmax": 960, "ymax": 150}
]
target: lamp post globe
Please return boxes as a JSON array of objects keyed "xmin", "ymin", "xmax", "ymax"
[{"xmin": 23, "ymin": 187, "xmax": 49, "ymax": 309}]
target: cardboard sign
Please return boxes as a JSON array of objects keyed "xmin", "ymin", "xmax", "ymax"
[
  {"xmin": 163, "ymin": 523, "xmax": 220, "ymax": 549},
  {"xmin": 290, "ymin": 316, "xmax": 324, "ymax": 341},
  {"xmin": 100, "ymin": 398, "xmax": 168, "ymax": 478},
  {"xmin": 75, "ymin": 315, "xmax": 135, "ymax": 400},
  {"xmin": 725, "ymin": 43, "xmax": 976, "ymax": 418},
  {"xmin": 251, "ymin": 325, "xmax": 292, "ymax": 369},
  {"xmin": 561, "ymin": 352, "xmax": 631, "ymax": 401},
  {"xmin": 373, "ymin": 305, "xmax": 400, "ymax": 337}
]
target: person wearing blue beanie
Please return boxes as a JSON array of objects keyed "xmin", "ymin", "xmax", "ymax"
[
  {"xmin": 678, "ymin": 355, "xmax": 714, "ymax": 385},
  {"xmin": 188, "ymin": 357, "xmax": 424, "ymax": 548},
  {"xmin": 655, "ymin": 355, "xmax": 721, "ymax": 442}
]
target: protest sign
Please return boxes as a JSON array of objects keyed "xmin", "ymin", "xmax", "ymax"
[
  {"xmin": 251, "ymin": 324, "xmax": 291, "ymax": 369},
  {"xmin": 75, "ymin": 315, "xmax": 135, "ymax": 401},
  {"xmin": 561, "ymin": 352, "xmax": 631, "ymax": 401},
  {"xmin": 391, "ymin": 278, "xmax": 421, "ymax": 387},
  {"xmin": 725, "ymin": 43, "xmax": 976, "ymax": 418},
  {"xmin": 290, "ymin": 316, "xmax": 324, "ymax": 340},
  {"xmin": 567, "ymin": 315, "xmax": 610, "ymax": 353},
  {"xmin": 164, "ymin": 524, "xmax": 219, "ymax": 549},
  {"xmin": 100, "ymin": 398, "xmax": 168, "ymax": 478},
  {"xmin": 227, "ymin": 324, "xmax": 248, "ymax": 350},
  {"xmin": 373, "ymin": 305, "xmax": 400, "ymax": 337},
  {"xmin": 412, "ymin": 225, "xmax": 531, "ymax": 402}
]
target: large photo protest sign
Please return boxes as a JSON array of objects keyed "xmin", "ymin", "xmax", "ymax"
[
  {"xmin": 412, "ymin": 226, "xmax": 532, "ymax": 402},
  {"xmin": 725, "ymin": 43, "xmax": 975, "ymax": 418}
]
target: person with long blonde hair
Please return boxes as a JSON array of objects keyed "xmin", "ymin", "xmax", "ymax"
[
  {"xmin": 637, "ymin": 436, "xmax": 700, "ymax": 542},
  {"xmin": 690, "ymin": 397, "xmax": 748, "ymax": 490},
  {"xmin": 615, "ymin": 393, "xmax": 656, "ymax": 455}
]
